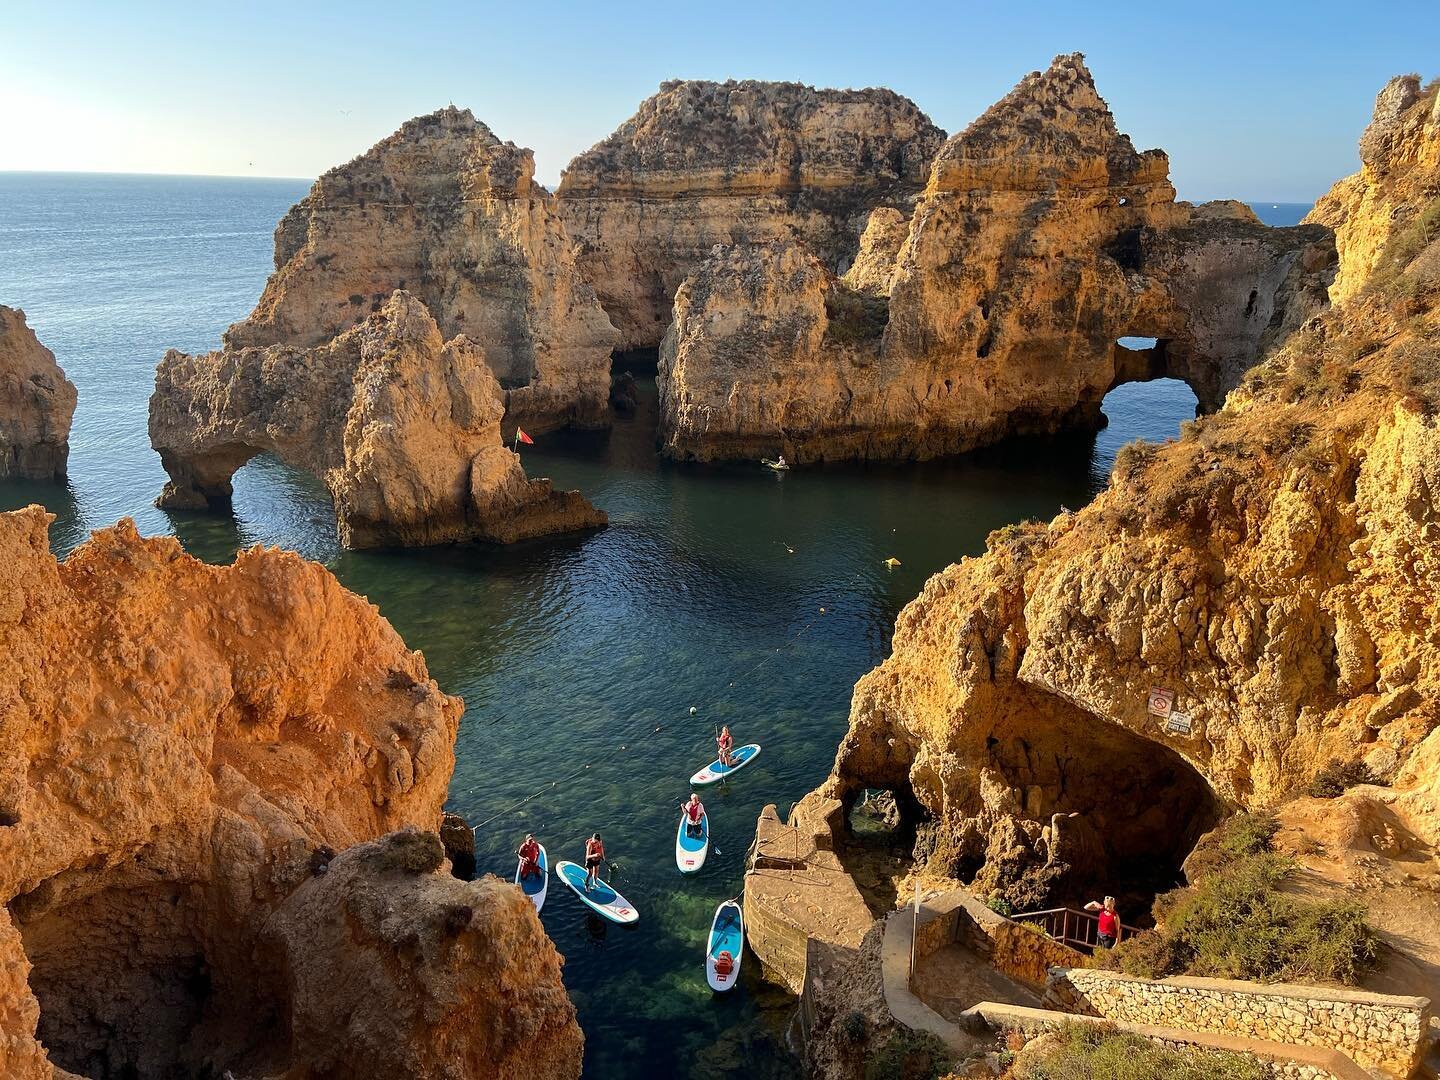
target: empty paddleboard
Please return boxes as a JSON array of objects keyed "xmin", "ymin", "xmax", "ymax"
[
  {"xmin": 515, "ymin": 843, "xmax": 548, "ymax": 912},
  {"xmin": 553, "ymin": 860, "xmax": 639, "ymax": 924},
  {"xmin": 691, "ymin": 743, "xmax": 761, "ymax": 786},
  {"xmin": 676, "ymin": 811, "xmax": 709, "ymax": 874},
  {"xmin": 706, "ymin": 900, "xmax": 744, "ymax": 992}
]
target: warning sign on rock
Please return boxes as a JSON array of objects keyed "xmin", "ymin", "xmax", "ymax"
[
  {"xmin": 1166, "ymin": 710, "xmax": 1193, "ymax": 735},
  {"xmin": 1147, "ymin": 686, "xmax": 1175, "ymax": 718}
]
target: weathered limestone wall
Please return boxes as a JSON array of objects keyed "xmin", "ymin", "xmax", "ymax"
[
  {"xmin": 742, "ymin": 801, "xmax": 873, "ymax": 994},
  {"xmin": 1044, "ymin": 967, "xmax": 1429, "ymax": 1078}
]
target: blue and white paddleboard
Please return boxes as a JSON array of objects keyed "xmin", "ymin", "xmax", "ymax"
[
  {"xmin": 676, "ymin": 810, "xmax": 709, "ymax": 874},
  {"xmin": 515, "ymin": 843, "xmax": 548, "ymax": 912},
  {"xmin": 553, "ymin": 860, "xmax": 639, "ymax": 924},
  {"xmin": 691, "ymin": 743, "xmax": 761, "ymax": 786},
  {"xmin": 706, "ymin": 900, "xmax": 744, "ymax": 992}
]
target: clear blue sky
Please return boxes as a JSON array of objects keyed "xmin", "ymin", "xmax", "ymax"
[{"xmin": 2, "ymin": 0, "xmax": 1436, "ymax": 202}]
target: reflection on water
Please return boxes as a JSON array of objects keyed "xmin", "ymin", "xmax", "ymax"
[{"xmin": 0, "ymin": 172, "xmax": 1221, "ymax": 1079}]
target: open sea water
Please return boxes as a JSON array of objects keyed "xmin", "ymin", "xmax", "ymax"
[{"xmin": 0, "ymin": 172, "xmax": 1308, "ymax": 1078}]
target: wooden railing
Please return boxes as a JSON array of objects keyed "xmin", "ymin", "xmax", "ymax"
[{"xmin": 1012, "ymin": 907, "xmax": 1138, "ymax": 953}]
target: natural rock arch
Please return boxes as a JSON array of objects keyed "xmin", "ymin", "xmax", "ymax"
[{"xmin": 150, "ymin": 292, "xmax": 605, "ymax": 549}]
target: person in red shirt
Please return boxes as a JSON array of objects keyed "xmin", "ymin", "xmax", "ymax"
[
  {"xmin": 517, "ymin": 833, "xmax": 541, "ymax": 880},
  {"xmin": 584, "ymin": 833, "xmax": 606, "ymax": 891},
  {"xmin": 683, "ymin": 793, "xmax": 706, "ymax": 837},
  {"xmin": 716, "ymin": 725, "xmax": 735, "ymax": 768},
  {"xmin": 1085, "ymin": 896, "xmax": 1121, "ymax": 948}
]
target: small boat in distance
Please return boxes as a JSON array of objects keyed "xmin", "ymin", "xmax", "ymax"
[{"xmin": 761, "ymin": 458, "xmax": 789, "ymax": 471}]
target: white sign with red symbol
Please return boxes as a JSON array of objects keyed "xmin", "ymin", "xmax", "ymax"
[{"xmin": 1147, "ymin": 686, "xmax": 1175, "ymax": 719}]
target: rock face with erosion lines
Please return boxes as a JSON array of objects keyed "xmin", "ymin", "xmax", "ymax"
[
  {"xmin": 151, "ymin": 291, "xmax": 606, "ymax": 549},
  {"xmin": 0, "ymin": 306, "xmax": 76, "ymax": 481},
  {"xmin": 772, "ymin": 69, "xmax": 1440, "ymax": 934},
  {"xmin": 557, "ymin": 79, "xmax": 946, "ymax": 350},
  {"xmin": 0, "ymin": 506, "xmax": 583, "ymax": 1079},
  {"xmin": 149, "ymin": 107, "xmax": 615, "ymax": 549},
  {"xmin": 655, "ymin": 55, "xmax": 1334, "ymax": 463}
]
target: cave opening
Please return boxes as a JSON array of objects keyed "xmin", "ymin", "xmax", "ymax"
[
  {"xmin": 611, "ymin": 347, "xmax": 659, "ymax": 376},
  {"xmin": 11, "ymin": 867, "xmax": 287, "ymax": 1080},
  {"xmin": 837, "ymin": 781, "xmax": 930, "ymax": 916},
  {"xmin": 976, "ymin": 690, "xmax": 1226, "ymax": 922}
]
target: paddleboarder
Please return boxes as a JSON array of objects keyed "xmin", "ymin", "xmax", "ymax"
[
  {"xmin": 583, "ymin": 833, "xmax": 607, "ymax": 891},
  {"xmin": 716, "ymin": 725, "xmax": 735, "ymax": 768},
  {"xmin": 683, "ymin": 793, "xmax": 706, "ymax": 838},
  {"xmin": 517, "ymin": 833, "xmax": 542, "ymax": 881}
]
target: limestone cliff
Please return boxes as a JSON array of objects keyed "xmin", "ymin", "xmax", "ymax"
[
  {"xmin": 0, "ymin": 506, "xmax": 582, "ymax": 1079},
  {"xmin": 151, "ymin": 291, "xmax": 606, "ymax": 549},
  {"xmin": 656, "ymin": 55, "xmax": 1333, "ymax": 464},
  {"xmin": 1307, "ymin": 73, "xmax": 1440, "ymax": 302},
  {"xmin": 0, "ymin": 306, "xmax": 76, "ymax": 481},
  {"xmin": 226, "ymin": 106, "xmax": 618, "ymax": 434},
  {"xmin": 785, "ymin": 68, "xmax": 1440, "ymax": 916},
  {"xmin": 557, "ymin": 80, "xmax": 946, "ymax": 349}
]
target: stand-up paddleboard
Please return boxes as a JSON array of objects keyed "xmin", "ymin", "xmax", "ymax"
[
  {"xmin": 515, "ymin": 843, "xmax": 548, "ymax": 912},
  {"xmin": 553, "ymin": 860, "xmax": 639, "ymax": 924},
  {"xmin": 691, "ymin": 743, "xmax": 761, "ymax": 786},
  {"xmin": 676, "ymin": 810, "xmax": 709, "ymax": 874},
  {"xmin": 761, "ymin": 458, "xmax": 790, "ymax": 471},
  {"xmin": 706, "ymin": 900, "xmax": 744, "ymax": 991}
]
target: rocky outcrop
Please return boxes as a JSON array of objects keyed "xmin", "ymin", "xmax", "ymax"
[
  {"xmin": 1307, "ymin": 74, "xmax": 1440, "ymax": 302},
  {"xmin": 0, "ymin": 506, "xmax": 582, "ymax": 1079},
  {"xmin": 557, "ymin": 80, "xmax": 946, "ymax": 349},
  {"xmin": 151, "ymin": 291, "xmax": 606, "ymax": 549},
  {"xmin": 656, "ymin": 56, "xmax": 1334, "ymax": 464},
  {"xmin": 228, "ymin": 106, "xmax": 618, "ymax": 434},
  {"xmin": 772, "ymin": 67, "xmax": 1440, "ymax": 916},
  {"xmin": 0, "ymin": 306, "xmax": 76, "ymax": 481}
]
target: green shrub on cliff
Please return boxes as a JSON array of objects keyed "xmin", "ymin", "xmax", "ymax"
[
  {"xmin": 863, "ymin": 1029, "xmax": 952, "ymax": 1080},
  {"xmin": 1308, "ymin": 758, "xmax": 1377, "ymax": 798},
  {"xmin": 1104, "ymin": 851, "xmax": 1379, "ymax": 985},
  {"xmin": 1017, "ymin": 1023, "xmax": 1267, "ymax": 1080}
]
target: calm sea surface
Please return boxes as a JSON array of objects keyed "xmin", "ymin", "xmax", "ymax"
[{"xmin": 0, "ymin": 173, "xmax": 1307, "ymax": 1078}]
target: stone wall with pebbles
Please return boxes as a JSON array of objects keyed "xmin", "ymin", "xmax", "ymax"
[{"xmin": 1044, "ymin": 968, "xmax": 1429, "ymax": 1078}]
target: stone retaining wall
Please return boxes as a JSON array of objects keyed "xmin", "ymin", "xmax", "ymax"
[
  {"xmin": 1044, "ymin": 968, "xmax": 1429, "ymax": 1078},
  {"xmin": 971, "ymin": 1002, "xmax": 1371, "ymax": 1080}
]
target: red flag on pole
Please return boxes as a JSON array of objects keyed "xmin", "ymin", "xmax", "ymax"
[{"xmin": 515, "ymin": 429, "xmax": 534, "ymax": 445}]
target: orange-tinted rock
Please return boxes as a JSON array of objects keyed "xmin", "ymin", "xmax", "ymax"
[
  {"xmin": 0, "ymin": 306, "xmax": 76, "ymax": 481},
  {"xmin": 557, "ymin": 80, "xmax": 945, "ymax": 350},
  {"xmin": 151, "ymin": 291, "xmax": 605, "ymax": 548},
  {"xmin": 778, "ymin": 66, "xmax": 1440, "ymax": 915},
  {"xmin": 229, "ymin": 106, "xmax": 618, "ymax": 433},
  {"xmin": 0, "ymin": 506, "xmax": 582, "ymax": 1079},
  {"xmin": 656, "ymin": 55, "xmax": 1333, "ymax": 464}
]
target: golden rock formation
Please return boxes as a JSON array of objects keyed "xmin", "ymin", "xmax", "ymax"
[
  {"xmin": 1307, "ymin": 72, "xmax": 1440, "ymax": 302},
  {"xmin": 782, "ymin": 70, "xmax": 1440, "ymax": 918},
  {"xmin": 656, "ymin": 55, "xmax": 1333, "ymax": 464},
  {"xmin": 229, "ymin": 106, "xmax": 618, "ymax": 434},
  {"xmin": 151, "ymin": 291, "xmax": 605, "ymax": 548},
  {"xmin": 0, "ymin": 306, "xmax": 76, "ymax": 482},
  {"xmin": 557, "ymin": 80, "xmax": 946, "ymax": 350},
  {"xmin": 0, "ymin": 506, "xmax": 582, "ymax": 1079},
  {"xmin": 149, "ymin": 108, "xmax": 617, "ymax": 549}
]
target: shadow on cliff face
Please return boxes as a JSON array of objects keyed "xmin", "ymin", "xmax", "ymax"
[
  {"xmin": 11, "ymin": 866, "xmax": 287, "ymax": 1080},
  {"xmin": 832, "ymin": 683, "xmax": 1226, "ymax": 922}
]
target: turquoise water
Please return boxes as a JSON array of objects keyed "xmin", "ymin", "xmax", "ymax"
[{"xmin": 0, "ymin": 173, "xmax": 1296, "ymax": 1078}]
